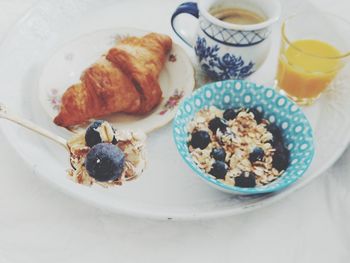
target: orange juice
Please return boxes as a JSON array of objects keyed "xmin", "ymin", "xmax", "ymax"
[{"xmin": 277, "ymin": 39, "xmax": 342, "ymax": 103}]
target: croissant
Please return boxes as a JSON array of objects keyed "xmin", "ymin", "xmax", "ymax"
[
  {"xmin": 53, "ymin": 33, "xmax": 172, "ymax": 127},
  {"xmin": 54, "ymin": 59, "xmax": 141, "ymax": 127},
  {"xmin": 107, "ymin": 33, "xmax": 172, "ymax": 113}
]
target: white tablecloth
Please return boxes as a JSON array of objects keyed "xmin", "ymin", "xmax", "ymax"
[{"xmin": 0, "ymin": 0, "xmax": 349, "ymax": 262}]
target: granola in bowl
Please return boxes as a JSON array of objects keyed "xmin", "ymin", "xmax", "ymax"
[
  {"xmin": 187, "ymin": 106, "xmax": 290, "ymax": 188},
  {"xmin": 68, "ymin": 120, "xmax": 146, "ymax": 187}
]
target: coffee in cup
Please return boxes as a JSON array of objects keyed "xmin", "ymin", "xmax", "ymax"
[{"xmin": 209, "ymin": 7, "xmax": 266, "ymax": 25}]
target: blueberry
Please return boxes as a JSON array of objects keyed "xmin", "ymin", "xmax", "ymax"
[
  {"xmin": 269, "ymin": 137, "xmax": 289, "ymax": 171},
  {"xmin": 267, "ymin": 136, "xmax": 285, "ymax": 150},
  {"xmin": 85, "ymin": 120, "xmax": 118, "ymax": 147},
  {"xmin": 266, "ymin": 123, "xmax": 282, "ymax": 140},
  {"xmin": 85, "ymin": 143, "xmax": 125, "ymax": 182},
  {"xmin": 208, "ymin": 117, "xmax": 228, "ymax": 133},
  {"xmin": 211, "ymin": 148, "xmax": 226, "ymax": 161},
  {"xmin": 235, "ymin": 172, "xmax": 256, "ymax": 188},
  {"xmin": 85, "ymin": 120, "xmax": 104, "ymax": 147},
  {"xmin": 190, "ymin": 131, "xmax": 211, "ymax": 149},
  {"xmin": 223, "ymin": 108, "xmax": 239, "ymax": 121},
  {"xmin": 248, "ymin": 108, "xmax": 263, "ymax": 123},
  {"xmin": 274, "ymin": 140, "xmax": 287, "ymax": 153},
  {"xmin": 209, "ymin": 161, "xmax": 228, "ymax": 179},
  {"xmin": 272, "ymin": 148, "xmax": 290, "ymax": 171},
  {"xmin": 249, "ymin": 147, "xmax": 265, "ymax": 163},
  {"xmin": 111, "ymin": 136, "xmax": 118, "ymax": 145}
]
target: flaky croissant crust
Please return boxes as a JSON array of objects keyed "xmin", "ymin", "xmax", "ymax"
[{"xmin": 54, "ymin": 33, "xmax": 172, "ymax": 127}]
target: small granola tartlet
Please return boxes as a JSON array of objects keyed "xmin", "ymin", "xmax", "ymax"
[
  {"xmin": 68, "ymin": 120, "xmax": 146, "ymax": 187},
  {"xmin": 187, "ymin": 106, "xmax": 290, "ymax": 188}
]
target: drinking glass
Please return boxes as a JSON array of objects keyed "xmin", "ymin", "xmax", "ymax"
[{"xmin": 276, "ymin": 12, "xmax": 350, "ymax": 105}]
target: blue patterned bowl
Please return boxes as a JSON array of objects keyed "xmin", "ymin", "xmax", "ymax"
[{"xmin": 172, "ymin": 80, "xmax": 315, "ymax": 194}]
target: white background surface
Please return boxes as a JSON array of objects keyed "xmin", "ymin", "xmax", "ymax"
[{"xmin": 0, "ymin": 0, "xmax": 349, "ymax": 262}]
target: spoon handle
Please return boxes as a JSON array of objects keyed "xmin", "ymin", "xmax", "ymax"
[{"xmin": 0, "ymin": 104, "xmax": 68, "ymax": 150}]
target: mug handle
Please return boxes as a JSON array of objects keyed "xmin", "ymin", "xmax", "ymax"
[{"xmin": 171, "ymin": 2, "xmax": 199, "ymax": 47}]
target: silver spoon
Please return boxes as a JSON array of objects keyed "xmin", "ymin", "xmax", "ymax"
[
  {"xmin": 0, "ymin": 103, "xmax": 139, "ymax": 183},
  {"xmin": 0, "ymin": 103, "xmax": 68, "ymax": 149}
]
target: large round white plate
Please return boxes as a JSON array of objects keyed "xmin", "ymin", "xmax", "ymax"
[
  {"xmin": 38, "ymin": 27, "xmax": 194, "ymax": 133},
  {"xmin": 0, "ymin": 0, "xmax": 350, "ymax": 220}
]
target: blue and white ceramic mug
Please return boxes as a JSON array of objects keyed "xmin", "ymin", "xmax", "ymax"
[{"xmin": 171, "ymin": 0, "xmax": 281, "ymax": 80}]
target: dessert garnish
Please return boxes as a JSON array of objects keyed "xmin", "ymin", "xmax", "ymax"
[{"xmin": 187, "ymin": 106, "xmax": 290, "ymax": 188}]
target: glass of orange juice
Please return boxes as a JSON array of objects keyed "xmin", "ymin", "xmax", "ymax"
[{"xmin": 276, "ymin": 12, "xmax": 350, "ymax": 105}]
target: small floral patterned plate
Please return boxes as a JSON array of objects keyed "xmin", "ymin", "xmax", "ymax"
[{"xmin": 38, "ymin": 28, "xmax": 194, "ymax": 133}]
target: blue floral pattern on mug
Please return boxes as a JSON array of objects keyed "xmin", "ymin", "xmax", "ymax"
[{"xmin": 195, "ymin": 37, "xmax": 255, "ymax": 80}]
